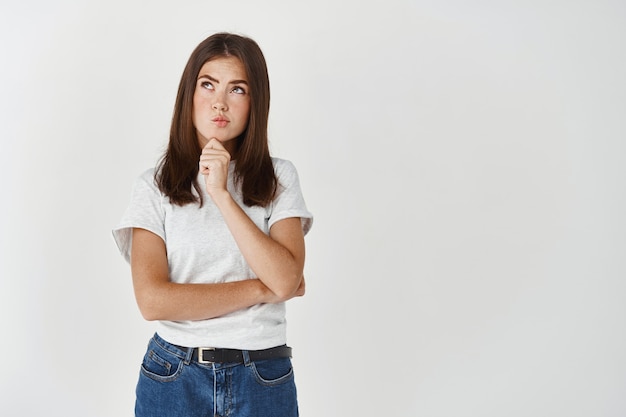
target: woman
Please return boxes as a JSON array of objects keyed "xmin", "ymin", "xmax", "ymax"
[{"xmin": 113, "ymin": 32, "xmax": 312, "ymax": 417}]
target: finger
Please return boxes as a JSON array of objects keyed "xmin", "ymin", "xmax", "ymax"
[
  {"xmin": 201, "ymin": 143, "xmax": 230, "ymax": 162},
  {"xmin": 200, "ymin": 151, "xmax": 227, "ymax": 161},
  {"xmin": 198, "ymin": 160, "xmax": 210, "ymax": 174},
  {"xmin": 205, "ymin": 137, "xmax": 226, "ymax": 150}
]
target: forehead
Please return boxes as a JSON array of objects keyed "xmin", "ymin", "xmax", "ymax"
[{"xmin": 198, "ymin": 56, "xmax": 247, "ymax": 80}]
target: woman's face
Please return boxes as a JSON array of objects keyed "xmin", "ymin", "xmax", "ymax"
[{"xmin": 193, "ymin": 56, "xmax": 251, "ymax": 153}]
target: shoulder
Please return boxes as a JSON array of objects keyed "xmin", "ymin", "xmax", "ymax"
[
  {"xmin": 270, "ymin": 157, "xmax": 305, "ymax": 194},
  {"xmin": 137, "ymin": 167, "xmax": 156, "ymax": 181},
  {"xmin": 271, "ymin": 157, "xmax": 298, "ymax": 178},
  {"xmin": 132, "ymin": 167, "xmax": 161, "ymax": 195}
]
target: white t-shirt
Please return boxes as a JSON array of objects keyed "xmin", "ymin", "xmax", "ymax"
[{"xmin": 113, "ymin": 158, "xmax": 313, "ymax": 349}]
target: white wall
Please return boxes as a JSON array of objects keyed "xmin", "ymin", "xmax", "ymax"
[{"xmin": 1, "ymin": 1, "xmax": 625, "ymax": 416}]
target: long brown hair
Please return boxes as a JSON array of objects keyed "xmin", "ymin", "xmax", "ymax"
[{"xmin": 155, "ymin": 32, "xmax": 276, "ymax": 207}]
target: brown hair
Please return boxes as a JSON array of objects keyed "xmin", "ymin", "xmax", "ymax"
[{"xmin": 155, "ymin": 32, "xmax": 276, "ymax": 207}]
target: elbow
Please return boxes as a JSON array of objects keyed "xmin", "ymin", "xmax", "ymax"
[
  {"xmin": 134, "ymin": 291, "xmax": 165, "ymax": 321},
  {"xmin": 272, "ymin": 274, "xmax": 304, "ymax": 301},
  {"xmin": 138, "ymin": 307, "xmax": 161, "ymax": 322},
  {"xmin": 273, "ymin": 288, "xmax": 294, "ymax": 302},
  {"xmin": 136, "ymin": 302, "xmax": 161, "ymax": 322}
]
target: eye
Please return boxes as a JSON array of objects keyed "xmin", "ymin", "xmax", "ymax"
[
  {"xmin": 200, "ymin": 81, "xmax": 214, "ymax": 90},
  {"xmin": 231, "ymin": 86, "xmax": 246, "ymax": 94}
]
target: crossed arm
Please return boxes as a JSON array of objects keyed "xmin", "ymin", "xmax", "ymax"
[{"xmin": 131, "ymin": 214, "xmax": 305, "ymax": 322}]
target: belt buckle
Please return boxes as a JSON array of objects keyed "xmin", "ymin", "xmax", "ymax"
[{"xmin": 198, "ymin": 347, "xmax": 216, "ymax": 364}]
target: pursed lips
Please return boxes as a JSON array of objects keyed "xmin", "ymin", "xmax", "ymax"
[{"xmin": 212, "ymin": 116, "xmax": 229, "ymax": 128}]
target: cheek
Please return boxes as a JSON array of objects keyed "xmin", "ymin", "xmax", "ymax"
[
  {"xmin": 192, "ymin": 97, "xmax": 209, "ymax": 127},
  {"xmin": 239, "ymin": 102, "xmax": 251, "ymax": 122}
]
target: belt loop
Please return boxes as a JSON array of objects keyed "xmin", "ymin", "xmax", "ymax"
[
  {"xmin": 242, "ymin": 350, "xmax": 251, "ymax": 367},
  {"xmin": 184, "ymin": 346, "xmax": 193, "ymax": 365}
]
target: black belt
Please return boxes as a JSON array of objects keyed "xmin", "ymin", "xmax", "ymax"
[{"xmin": 190, "ymin": 345, "xmax": 292, "ymax": 364}]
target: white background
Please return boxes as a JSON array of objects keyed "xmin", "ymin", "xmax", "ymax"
[{"xmin": 1, "ymin": 1, "xmax": 625, "ymax": 416}]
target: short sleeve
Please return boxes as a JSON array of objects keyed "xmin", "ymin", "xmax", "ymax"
[
  {"xmin": 269, "ymin": 159, "xmax": 313, "ymax": 235},
  {"xmin": 112, "ymin": 169, "xmax": 166, "ymax": 263}
]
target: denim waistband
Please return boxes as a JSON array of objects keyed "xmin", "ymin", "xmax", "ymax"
[{"xmin": 149, "ymin": 333, "xmax": 290, "ymax": 368}]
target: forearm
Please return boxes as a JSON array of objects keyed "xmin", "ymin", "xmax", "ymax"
[
  {"xmin": 211, "ymin": 191, "xmax": 304, "ymax": 299},
  {"xmin": 135, "ymin": 278, "xmax": 274, "ymax": 322}
]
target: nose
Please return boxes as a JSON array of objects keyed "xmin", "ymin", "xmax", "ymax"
[{"xmin": 212, "ymin": 99, "xmax": 227, "ymax": 111}]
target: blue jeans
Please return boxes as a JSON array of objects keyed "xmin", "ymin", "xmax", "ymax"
[{"xmin": 135, "ymin": 333, "xmax": 299, "ymax": 417}]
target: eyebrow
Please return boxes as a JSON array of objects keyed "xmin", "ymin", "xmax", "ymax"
[{"xmin": 198, "ymin": 74, "xmax": 248, "ymax": 85}]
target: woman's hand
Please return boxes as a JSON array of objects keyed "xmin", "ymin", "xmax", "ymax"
[
  {"xmin": 291, "ymin": 276, "xmax": 306, "ymax": 298},
  {"xmin": 199, "ymin": 138, "xmax": 231, "ymax": 198}
]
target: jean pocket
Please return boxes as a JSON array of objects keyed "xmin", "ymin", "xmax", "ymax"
[
  {"xmin": 250, "ymin": 358, "xmax": 294, "ymax": 386},
  {"xmin": 140, "ymin": 345, "xmax": 184, "ymax": 383}
]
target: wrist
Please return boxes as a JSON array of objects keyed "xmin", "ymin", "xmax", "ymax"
[{"xmin": 208, "ymin": 188, "xmax": 233, "ymax": 206}]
